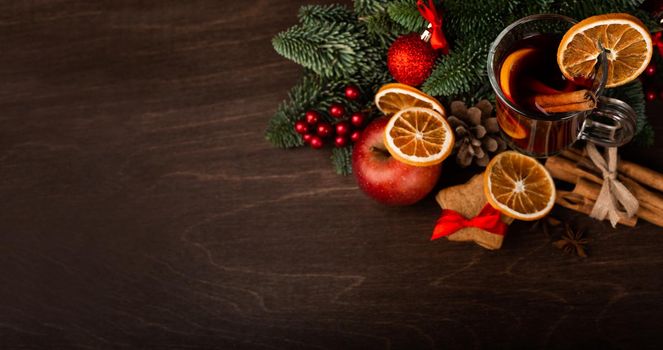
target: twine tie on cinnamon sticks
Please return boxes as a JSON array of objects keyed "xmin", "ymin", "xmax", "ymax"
[
  {"xmin": 585, "ymin": 143, "xmax": 638, "ymax": 227},
  {"xmin": 545, "ymin": 147, "xmax": 663, "ymax": 227}
]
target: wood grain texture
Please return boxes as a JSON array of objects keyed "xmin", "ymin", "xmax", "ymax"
[{"xmin": 1, "ymin": 0, "xmax": 663, "ymax": 348}]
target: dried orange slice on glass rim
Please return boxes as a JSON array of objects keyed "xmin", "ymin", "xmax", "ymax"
[
  {"xmin": 383, "ymin": 107, "xmax": 454, "ymax": 167},
  {"xmin": 484, "ymin": 151, "xmax": 555, "ymax": 221},
  {"xmin": 375, "ymin": 83, "xmax": 445, "ymax": 117},
  {"xmin": 557, "ymin": 13, "xmax": 653, "ymax": 88}
]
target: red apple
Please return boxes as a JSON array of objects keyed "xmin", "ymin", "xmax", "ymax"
[{"xmin": 352, "ymin": 118, "xmax": 441, "ymax": 205}]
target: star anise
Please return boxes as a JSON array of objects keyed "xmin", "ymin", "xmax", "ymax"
[
  {"xmin": 530, "ymin": 216, "xmax": 561, "ymax": 237},
  {"xmin": 553, "ymin": 224, "xmax": 589, "ymax": 258}
]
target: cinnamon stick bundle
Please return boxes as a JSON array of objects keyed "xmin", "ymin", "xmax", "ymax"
[
  {"xmin": 546, "ymin": 150, "xmax": 663, "ymax": 227},
  {"xmin": 556, "ymin": 190, "xmax": 638, "ymax": 227},
  {"xmin": 562, "ymin": 148, "xmax": 663, "ymax": 193},
  {"xmin": 559, "ymin": 149, "xmax": 663, "ymax": 212},
  {"xmin": 572, "ymin": 178, "xmax": 663, "ymax": 227},
  {"xmin": 533, "ymin": 89, "xmax": 596, "ymax": 114}
]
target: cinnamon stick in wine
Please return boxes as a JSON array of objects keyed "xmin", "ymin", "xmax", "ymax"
[{"xmin": 533, "ymin": 89, "xmax": 596, "ymax": 113}]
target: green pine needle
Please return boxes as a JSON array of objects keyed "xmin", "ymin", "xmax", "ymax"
[
  {"xmin": 605, "ymin": 80, "xmax": 653, "ymax": 146},
  {"xmin": 298, "ymin": 4, "xmax": 354, "ymax": 26},
  {"xmin": 387, "ymin": 0, "xmax": 426, "ymax": 33},
  {"xmin": 272, "ymin": 22, "xmax": 361, "ymax": 78},
  {"xmin": 361, "ymin": 10, "xmax": 405, "ymax": 47},
  {"xmin": 421, "ymin": 41, "xmax": 488, "ymax": 97},
  {"xmin": 331, "ymin": 146, "xmax": 353, "ymax": 175},
  {"xmin": 272, "ymin": 13, "xmax": 385, "ymax": 79},
  {"xmin": 265, "ymin": 70, "xmax": 386, "ymax": 149},
  {"xmin": 555, "ymin": 0, "xmax": 645, "ymax": 19},
  {"xmin": 633, "ymin": 121, "xmax": 655, "ymax": 147},
  {"xmin": 354, "ymin": 0, "xmax": 390, "ymax": 17},
  {"xmin": 265, "ymin": 72, "xmax": 346, "ymax": 148}
]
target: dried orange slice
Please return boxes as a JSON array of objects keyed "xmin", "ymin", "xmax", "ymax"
[
  {"xmin": 484, "ymin": 151, "xmax": 555, "ymax": 221},
  {"xmin": 375, "ymin": 83, "xmax": 445, "ymax": 117},
  {"xmin": 383, "ymin": 107, "xmax": 454, "ymax": 167},
  {"xmin": 557, "ymin": 13, "xmax": 653, "ymax": 88}
]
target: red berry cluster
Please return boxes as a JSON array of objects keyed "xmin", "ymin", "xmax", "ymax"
[
  {"xmin": 642, "ymin": 62, "xmax": 663, "ymax": 102},
  {"xmin": 293, "ymin": 85, "xmax": 367, "ymax": 149}
]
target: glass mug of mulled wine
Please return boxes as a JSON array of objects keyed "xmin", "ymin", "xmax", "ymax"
[{"xmin": 487, "ymin": 14, "xmax": 637, "ymax": 157}]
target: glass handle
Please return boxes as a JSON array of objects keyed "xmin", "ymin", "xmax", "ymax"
[{"xmin": 578, "ymin": 96, "xmax": 637, "ymax": 147}]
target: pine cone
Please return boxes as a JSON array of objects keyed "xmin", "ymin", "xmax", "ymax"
[{"xmin": 448, "ymin": 99, "xmax": 507, "ymax": 167}]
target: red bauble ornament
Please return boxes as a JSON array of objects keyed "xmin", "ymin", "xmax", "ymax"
[
  {"xmin": 335, "ymin": 121, "xmax": 350, "ymax": 136},
  {"xmin": 310, "ymin": 136, "xmax": 324, "ymax": 149},
  {"xmin": 329, "ymin": 103, "xmax": 345, "ymax": 119},
  {"xmin": 305, "ymin": 110, "xmax": 320, "ymax": 125},
  {"xmin": 302, "ymin": 133, "xmax": 313, "ymax": 144},
  {"xmin": 316, "ymin": 122, "xmax": 332, "ymax": 138},
  {"xmin": 645, "ymin": 64, "xmax": 657, "ymax": 77},
  {"xmin": 387, "ymin": 33, "xmax": 438, "ymax": 86},
  {"xmin": 334, "ymin": 136, "xmax": 348, "ymax": 147},
  {"xmin": 350, "ymin": 112, "xmax": 365, "ymax": 127},
  {"xmin": 350, "ymin": 130, "xmax": 361, "ymax": 143},
  {"xmin": 344, "ymin": 85, "xmax": 361, "ymax": 100},
  {"xmin": 646, "ymin": 90, "xmax": 657, "ymax": 102},
  {"xmin": 294, "ymin": 120, "xmax": 309, "ymax": 135}
]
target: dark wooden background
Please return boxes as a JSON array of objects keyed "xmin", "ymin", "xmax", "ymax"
[{"xmin": 2, "ymin": 0, "xmax": 663, "ymax": 348}]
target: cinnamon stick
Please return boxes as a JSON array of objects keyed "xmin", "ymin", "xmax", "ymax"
[
  {"xmin": 572, "ymin": 178, "xmax": 663, "ymax": 227},
  {"xmin": 556, "ymin": 191, "xmax": 637, "ymax": 227},
  {"xmin": 533, "ymin": 89, "xmax": 596, "ymax": 113},
  {"xmin": 637, "ymin": 206, "xmax": 663, "ymax": 228},
  {"xmin": 573, "ymin": 177, "xmax": 656, "ymax": 212},
  {"xmin": 619, "ymin": 176, "xmax": 663, "ymax": 212},
  {"xmin": 544, "ymin": 155, "xmax": 602, "ymax": 184},
  {"xmin": 556, "ymin": 150, "xmax": 663, "ymax": 212},
  {"xmin": 563, "ymin": 148, "xmax": 663, "ymax": 193},
  {"xmin": 546, "ymin": 155, "xmax": 663, "ymax": 227},
  {"xmin": 619, "ymin": 160, "xmax": 663, "ymax": 193},
  {"xmin": 546, "ymin": 155, "xmax": 662, "ymax": 210}
]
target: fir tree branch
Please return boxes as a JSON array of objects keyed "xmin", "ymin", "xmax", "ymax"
[
  {"xmin": 632, "ymin": 8, "xmax": 663, "ymax": 31},
  {"xmin": 266, "ymin": 72, "xmax": 346, "ymax": 148},
  {"xmin": 265, "ymin": 69, "xmax": 386, "ymax": 149},
  {"xmin": 360, "ymin": 10, "xmax": 405, "ymax": 47},
  {"xmin": 421, "ymin": 40, "xmax": 488, "ymax": 98},
  {"xmin": 298, "ymin": 4, "xmax": 354, "ymax": 26},
  {"xmin": 354, "ymin": 0, "xmax": 389, "ymax": 17},
  {"xmin": 354, "ymin": 0, "xmax": 408, "ymax": 48},
  {"xmin": 633, "ymin": 121, "xmax": 654, "ymax": 147},
  {"xmin": 605, "ymin": 80, "xmax": 653, "ymax": 146},
  {"xmin": 273, "ymin": 18, "xmax": 385, "ymax": 80},
  {"xmin": 554, "ymin": 0, "xmax": 645, "ymax": 19},
  {"xmin": 331, "ymin": 146, "xmax": 353, "ymax": 175},
  {"xmin": 273, "ymin": 22, "xmax": 361, "ymax": 78},
  {"xmin": 387, "ymin": 0, "xmax": 426, "ymax": 33}
]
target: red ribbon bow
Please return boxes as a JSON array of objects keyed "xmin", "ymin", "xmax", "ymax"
[
  {"xmin": 653, "ymin": 32, "xmax": 663, "ymax": 57},
  {"xmin": 417, "ymin": 0, "xmax": 449, "ymax": 54},
  {"xmin": 431, "ymin": 203, "xmax": 507, "ymax": 240}
]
